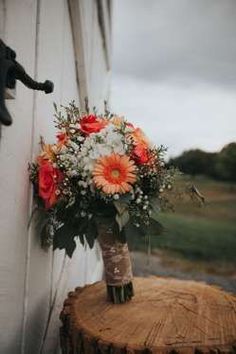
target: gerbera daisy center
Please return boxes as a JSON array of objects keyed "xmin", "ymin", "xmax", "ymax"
[{"xmin": 111, "ymin": 169, "xmax": 121, "ymax": 178}]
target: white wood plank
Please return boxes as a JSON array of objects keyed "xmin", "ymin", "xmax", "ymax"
[
  {"xmin": 0, "ymin": 0, "xmax": 6, "ymax": 38},
  {"xmin": 23, "ymin": 0, "xmax": 67, "ymax": 352},
  {"xmin": 41, "ymin": 242, "xmax": 103, "ymax": 354},
  {"xmin": 41, "ymin": 2, "xmax": 104, "ymax": 350},
  {"xmin": 68, "ymin": 0, "xmax": 89, "ymax": 103},
  {"xmin": 0, "ymin": 1, "xmax": 37, "ymax": 352},
  {"xmin": 82, "ymin": 0, "xmax": 111, "ymax": 109},
  {"xmin": 68, "ymin": 0, "xmax": 111, "ymax": 109}
]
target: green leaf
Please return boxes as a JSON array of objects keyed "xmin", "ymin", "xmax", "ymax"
[
  {"xmin": 114, "ymin": 200, "xmax": 130, "ymax": 231},
  {"xmin": 113, "ymin": 222, "xmax": 127, "ymax": 243},
  {"xmin": 92, "ymin": 200, "xmax": 116, "ymax": 218},
  {"xmin": 65, "ymin": 239, "xmax": 76, "ymax": 258},
  {"xmin": 31, "ymin": 208, "xmax": 52, "ymax": 247},
  {"xmin": 119, "ymin": 193, "xmax": 132, "ymax": 204},
  {"xmin": 147, "ymin": 218, "xmax": 163, "ymax": 236},
  {"xmin": 77, "ymin": 218, "xmax": 89, "ymax": 235},
  {"xmin": 124, "ymin": 222, "xmax": 147, "ymax": 239},
  {"xmin": 53, "ymin": 102, "xmax": 58, "ymax": 112},
  {"xmin": 32, "ymin": 208, "xmax": 50, "ymax": 232},
  {"xmin": 40, "ymin": 223, "xmax": 53, "ymax": 248},
  {"xmin": 113, "ymin": 201, "xmax": 127, "ymax": 215},
  {"xmin": 85, "ymin": 219, "xmax": 97, "ymax": 248},
  {"xmin": 115, "ymin": 210, "xmax": 130, "ymax": 231},
  {"xmin": 78, "ymin": 234, "xmax": 85, "ymax": 246},
  {"xmin": 53, "ymin": 221, "xmax": 78, "ymax": 257},
  {"xmin": 124, "ymin": 218, "xmax": 163, "ymax": 239}
]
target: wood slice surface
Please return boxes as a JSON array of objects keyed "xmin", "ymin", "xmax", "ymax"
[{"xmin": 60, "ymin": 277, "xmax": 236, "ymax": 353}]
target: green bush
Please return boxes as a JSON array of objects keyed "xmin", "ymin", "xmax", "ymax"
[
  {"xmin": 215, "ymin": 143, "xmax": 236, "ymax": 182},
  {"xmin": 169, "ymin": 142, "xmax": 236, "ymax": 181}
]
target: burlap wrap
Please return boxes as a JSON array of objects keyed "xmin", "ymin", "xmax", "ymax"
[{"xmin": 97, "ymin": 220, "xmax": 133, "ymax": 287}]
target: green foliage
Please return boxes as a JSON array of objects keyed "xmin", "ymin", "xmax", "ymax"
[
  {"xmin": 53, "ymin": 223, "xmax": 77, "ymax": 258},
  {"xmin": 35, "ymin": 209, "xmax": 52, "ymax": 248},
  {"xmin": 169, "ymin": 149, "xmax": 217, "ymax": 177},
  {"xmin": 215, "ymin": 143, "xmax": 236, "ymax": 182},
  {"xmin": 85, "ymin": 219, "xmax": 97, "ymax": 248},
  {"xmin": 169, "ymin": 142, "xmax": 236, "ymax": 182},
  {"xmin": 53, "ymin": 216, "xmax": 98, "ymax": 257},
  {"xmin": 125, "ymin": 217, "xmax": 163, "ymax": 239},
  {"xmin": 112, "ymin": 221, "xmax": 126, "ymax": 243},
  {"xmin": 153, "ymin": 213, "xmax": 236, "ymax": 262},
  {"xmin": 31, "ymin": 196, "xmax": 164, "ymax": 257},
  {"xmin": 114, "ymin": 201, "xmax": 130, "ymax": 231},
  {"xmin": 129, "ymin": 176, "xmax": 236, "ymax": 266}
]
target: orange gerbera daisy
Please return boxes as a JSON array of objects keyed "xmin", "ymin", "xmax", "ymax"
[{"xmin": 93, "ymin": 154, "xmax": 136, "ymax": 194}]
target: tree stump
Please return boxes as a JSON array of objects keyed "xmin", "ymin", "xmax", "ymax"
[{"xmin": 60, "ymin": 277, "xmax": 236, "ymax": 353}]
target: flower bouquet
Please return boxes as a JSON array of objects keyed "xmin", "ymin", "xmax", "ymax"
[{"xmin": 29, "ymin": 102, "xmax": 175, "ymax": 303}]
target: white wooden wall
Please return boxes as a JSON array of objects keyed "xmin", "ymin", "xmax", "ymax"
[
  {"xmin": 0, "ymin": 1, "xmax": 111, "ymax": 353},
  {"xmin": 69, "ymin": 0, "xmax": 112, "ymax": 109}
]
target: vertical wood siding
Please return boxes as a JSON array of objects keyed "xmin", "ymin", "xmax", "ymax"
[
  {"xmin": 68, "ymin": 0, "xmax": 111, "ymax": 110},
  {"xmin": 0, "ymin": 1, "xmax": 38, "ymax": 352},
  {"xmin": 0, "ymin": 0, "xmax": 111, "ymax": 353}
]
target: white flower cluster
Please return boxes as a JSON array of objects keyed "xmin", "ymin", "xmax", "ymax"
[
  {"xmin": 57, "ymin": 141, "xmax": 80, "ymax": 178},
  {"xmin": 78, "ymin": 124, "xmax": 126, "ymax": 174},
  {"xmin": 58, "ymin": 124, "xmax": 127, "ymax": 192}
]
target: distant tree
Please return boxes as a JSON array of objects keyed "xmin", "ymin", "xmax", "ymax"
[
  {"xmin": 169, "ymin": 142, "xmax": 236, "ymax": 181},
  {"xmin": 169, "ymin": 149, "xmax": 216, "ymax": 177},
  {"xmin": 214, "ymin": 143, "xmax": 236, "ymax": 181}
]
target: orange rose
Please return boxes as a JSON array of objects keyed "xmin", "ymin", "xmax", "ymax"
[
  {"xmin": 38, "ymin": 159, "xmax": 64, "ymax": 209},
  {"xmin": 79, "ymin": 115, "xmax": 107, "ymax": 135},
  {"xmin": 129, "ymin": 128, "xmax": 150, "ymax": 146},
  {"xmin": 132, "ymin": 144, "xmax": 150, "ymax": 164}
]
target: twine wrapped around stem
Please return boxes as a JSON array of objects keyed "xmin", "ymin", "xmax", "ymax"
[{"xmin": 97, "ymin": 219, "xmax": 134, "ymax": 304}]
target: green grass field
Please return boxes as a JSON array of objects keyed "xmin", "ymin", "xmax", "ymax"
[{"xmin": 129, "ymin": 176, "xmax": 236, "ymax": 274}]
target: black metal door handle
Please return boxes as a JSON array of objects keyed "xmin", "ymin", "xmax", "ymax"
[
  {"xmin": 0, "ymin": 41, "xmax": 15, "ymax": 125},
  {"xmin": 0, "ymin": 39, "xmax": 54, "ymax": 126}
]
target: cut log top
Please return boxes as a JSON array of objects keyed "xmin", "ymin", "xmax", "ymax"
[{"xmin": 60, "ymin": 277, "xmax": 236, "ymax": 353}]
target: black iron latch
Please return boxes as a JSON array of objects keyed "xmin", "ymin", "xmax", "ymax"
[{"xmin": 0, "ymin": 39, "xmax": 54, "ymax": 126}]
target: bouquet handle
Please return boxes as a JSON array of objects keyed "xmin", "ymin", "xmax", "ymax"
[{"xmin": 97, "ymin": 219, "xmax": 134, "ymax": 304}]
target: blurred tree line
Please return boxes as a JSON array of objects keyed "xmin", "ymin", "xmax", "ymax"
[{"xmin": 169, "ymin": 142, "xmax": 236, "ymax": 182}]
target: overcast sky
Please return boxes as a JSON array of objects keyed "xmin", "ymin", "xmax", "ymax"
[{"xmin": 110, "ymin": 0, "xmax": 236, "ymax": 158}]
